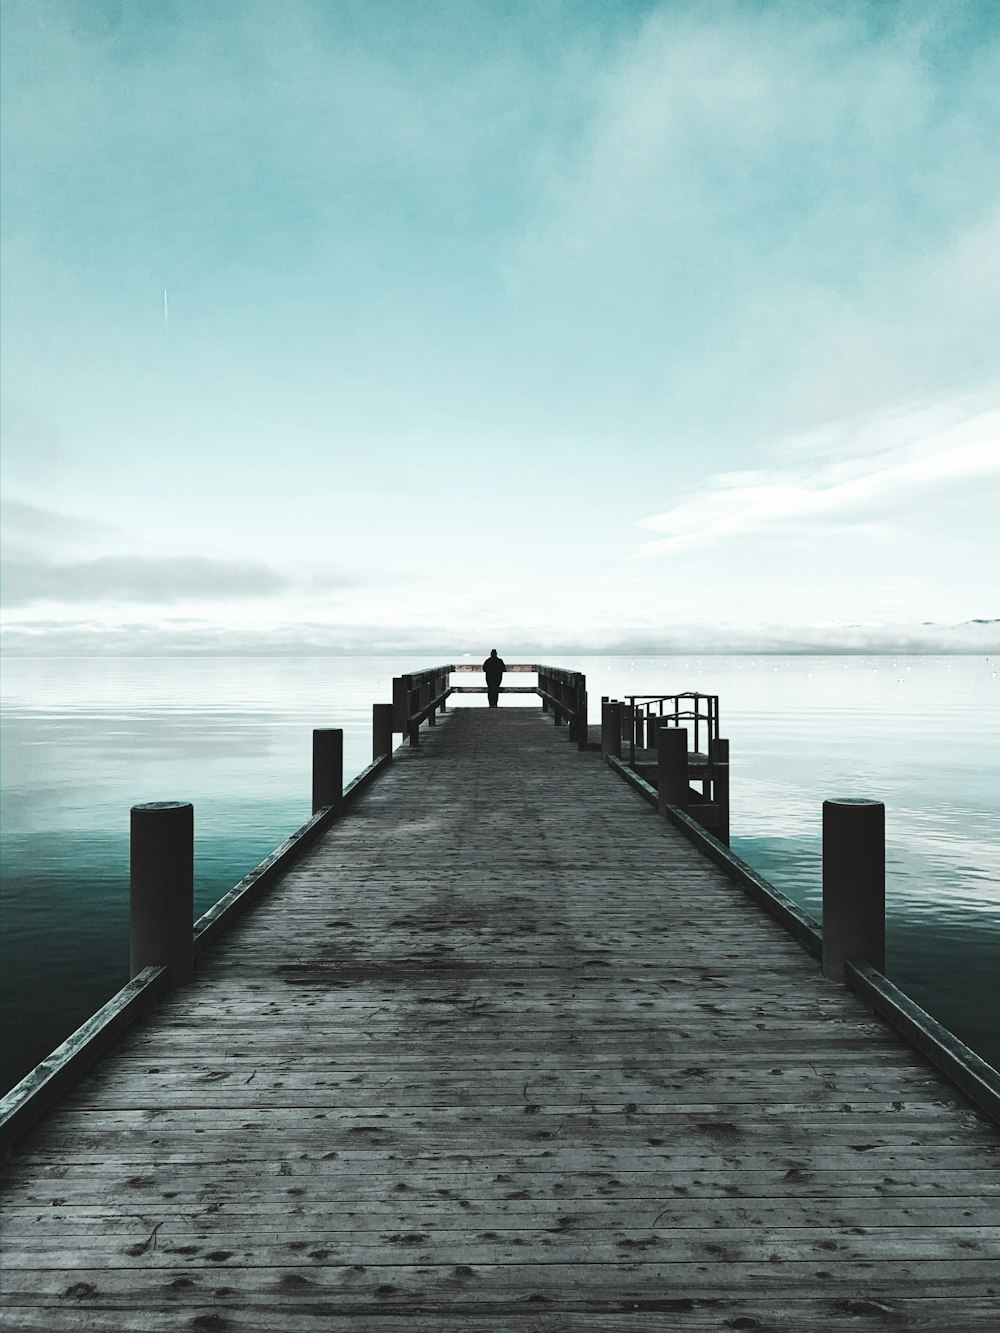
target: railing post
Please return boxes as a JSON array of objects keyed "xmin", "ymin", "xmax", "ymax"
[
  {"xmin": 541, "ymin": 672, "xmax": 549, "ymax": 711},
  {"xmin": 710, "ymin": 737, "xmax": 730, "ymax": 845},
  {"xmin": 312, "ymin": 728, "xmax": 344, "ymax": 815},
  {"xmin": 646, "ymin": 709, "xmax": 657, "ymax": 749},
  {"xmin": 575, "ymin": 678, "xmax": 588, "ymax": 751},
  {"xmin": 427, "ymin": 678, "xmax": 436, "ymax": 726},
  {"xmin": 601, "ymin": 700, "xmax": 622, "ymax": 757},
  {"xmin": 822, "ymin": 799, "xmax": 885, "ymax": 981},
  {"xmin": 373, "ymin": 704, "xmax": 394, "ymax": 760},
  {"xmin": 657, "ymin": 725, "xmax": 688, "ymax": 813},
  {"xmin": 130, "ymin": 801, "xmax": 194, "ymax": 987},
  {"xmin": 392, "ymin": 676, "xmax": 408, "ymax": 733},
  {"xmin": 402, "ymin": 675, "xmax": 419, "ymax": 746},
  {"xmin": 622, "ymin": 702, "xmax": 634, "ymax": 744}
]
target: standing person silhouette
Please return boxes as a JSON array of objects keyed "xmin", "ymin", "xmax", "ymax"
[{"xmin": 483, "ymin": 649, "xmax": 506, "ymax": 707}]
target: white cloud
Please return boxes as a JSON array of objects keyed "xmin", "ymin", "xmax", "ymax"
[
  {"xmin": 0, "ymin": 498, "xmax": 125, "ymax": 555},
  {"xmin": 1, "ymin": 553, "xmax": 292, "ymax": 607},
  {"xmin": 637, "ymin": 396, "xmax": 1000, "ymax": 553}
]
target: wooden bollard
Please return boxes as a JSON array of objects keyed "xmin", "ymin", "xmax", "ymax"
[
  {"xmin": 312, "ymin": 728, "xmax": 344, "ymax": 815},
  {"xmin": 822, "ymin": 799, "xmax": 885, "ymax": 981},
  {"xmin": 373, "ymin": 704, "xmax": 394, "ymax": 760},
  {"xmin": 601, "ymin": 701, "xmax": 622, "ymax": 757},
  {"xmin": 657, "ymin": 725, "xmax": 689, "ymax": 813},
  {"xmin": 710, "ymin": 737, "xmax": 730, "ymax": 845},
  {"xmin": 130, "ymin": 801, "xmax": 194, "ymax": 986}
]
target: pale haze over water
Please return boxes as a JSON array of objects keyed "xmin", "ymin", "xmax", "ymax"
[{"xmin": 1, "ymin": 653, "xmax": 997, "ymax": 1094}]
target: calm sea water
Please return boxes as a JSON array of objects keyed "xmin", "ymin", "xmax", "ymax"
[{"xmin": 1, "ymin": 654, "xmax": 997, "ymax": 1093}]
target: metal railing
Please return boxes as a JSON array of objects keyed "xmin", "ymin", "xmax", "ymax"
[{"xmin": 621, "ymin": 692, "xmax": 720, "ymax": 766}]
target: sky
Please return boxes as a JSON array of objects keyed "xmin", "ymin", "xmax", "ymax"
[{"xmin": 2, "ymin": 0, "xmax": 998, "ymax": 655}]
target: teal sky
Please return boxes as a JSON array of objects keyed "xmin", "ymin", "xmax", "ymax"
[{"xmin": 2, "ymin": 0, "xmax": 998, "ymax": 654}]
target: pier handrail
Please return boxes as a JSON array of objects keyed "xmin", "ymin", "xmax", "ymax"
[
  {"xmin": 392, "ymin": 665, "xmax": 452, "ymax": 745},
  {"xmin": 393, "ymin": 662, "xmax": 589, "ymax": 751}
]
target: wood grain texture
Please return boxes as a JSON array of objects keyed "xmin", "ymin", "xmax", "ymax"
[{"xmin": 1, "ymin": 706, "xmax": 997, "ymax": 1331}]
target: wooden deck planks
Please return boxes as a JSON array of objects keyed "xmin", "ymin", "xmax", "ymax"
[{"xmin": 1, "ymin": 705, "xmax": 998, "ymax": 1331}]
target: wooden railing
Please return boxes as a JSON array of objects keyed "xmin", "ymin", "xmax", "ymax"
[
  {"xmin": 391, "ymin": 665, "xmax": 451, "ymax": 745},
  {"xmin": 391, "ymin": 663, "xmax": 589, "ymax": 750}
]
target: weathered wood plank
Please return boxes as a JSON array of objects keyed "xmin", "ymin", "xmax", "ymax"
[
  {"xmin": 9, "ymin": 1196, "xmax": 1000, "ymax": 1230},
  {"xmin": 6, "ymin": 1225, "xmax": 1000, "ymax": 1268},
  {"xmin": 8, "ymin": 1305, "xmax": 1000, "ymax": 1333}
]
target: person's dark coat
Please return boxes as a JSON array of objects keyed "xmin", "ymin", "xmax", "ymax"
[{"xmin": 483, "ymin": 653, "xmax": 506, "ymax": 683}]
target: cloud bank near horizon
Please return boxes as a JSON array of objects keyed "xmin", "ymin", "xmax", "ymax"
[{"xmin": 3, "ymin": 616, "xmax": 997, "ymax": 659}]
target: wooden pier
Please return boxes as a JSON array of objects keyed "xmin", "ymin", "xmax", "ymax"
[{"xmin": 1, "ymin": 681, "xmax": 999, "ymax": 1330}]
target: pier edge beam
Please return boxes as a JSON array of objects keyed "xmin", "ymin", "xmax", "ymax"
[
  {"xmin": 372, "ymin": 704, "xmax": 394, "ymax": 760},
  {"xmin": 130, "ymin": 801, "xmax": 194, "ymax": 987},
  {"xmin": 656, "ymin": 724, "xmax": 689, "ymax": 814},
  {"xmin": 822, "ymin": 797, "xmax": 885, "ymax": 981},
  {"xmin": 312, "ymin": 728, "xmax": 344, "ymax": 816}
]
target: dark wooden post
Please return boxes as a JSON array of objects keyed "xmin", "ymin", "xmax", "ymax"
[
  {"xmin": 822, "ymin": 799, "xmax": 885, "ymax": 981},
  {"xmin": 657, "ymin": 725, "xmax": 688, "ymax": 813},
  {"xmin": 440, "ymin": 671, "xmax": 448, "ymax": 712},
  {"xmin": 130, "ymin": 801, "xmax": 194, "ymax": 986},
  {"xmin": 373, "ymin": 704, "xmax": 394, "ymax": 760},
  {"xmin": 710, "ymin": 737, "xmax": 730, "ymax": 845},
  {"xmin": 391, "ymin": 676, "xmax": 407, "ymax": 733},
  {"xmin": 400, "ymin": 675, "xmax": 418, "ymax": 746},
  {"xmin": 575, "ymin": 678, "xmax": 588, "ymax": 751},
  {"xmin": 541, "ymin": 672, "xmax": 549, "ymax": 711},
  {"xmin": 648, "ymin": 711, "xmax": 659, "ymax": 749},
  {"xmin": 427, "ymin": 678, "xmax": 436, "ymax": 726},
  {"xmin": 601, "ymin": 701, "xmax": 622, "ymax": 757},
  {"xmin": 312, "ymin": 728, "xmax": 344, "ymax": 815}
]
